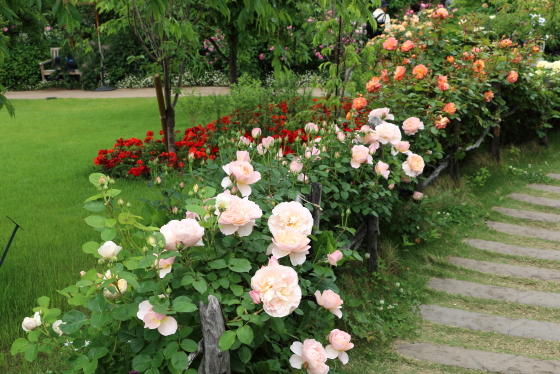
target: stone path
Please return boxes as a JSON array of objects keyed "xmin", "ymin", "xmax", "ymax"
[{"xmin": 397, "ymin": 173, "xmax": 560, "ymax": 372}]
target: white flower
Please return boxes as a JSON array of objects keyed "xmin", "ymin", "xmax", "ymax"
[
  {"xmin": 22, "ymin": 312, "xmax": 41, "ymax": 332},
  {"xmin": 52, "ymin": 320, "xmax": 65, "ymax": 335},
  {"xmin": 97, "ymin": 241, "xmax": 122, "ymax": 260}
]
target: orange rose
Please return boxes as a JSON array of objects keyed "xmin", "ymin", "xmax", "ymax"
[
  {"xmin": 380, "ymin": 69, "xmax": 390, "ymax": 83},
  {"xmin": 499, "ymin": 39, "xmax": 512, "ymax": 48},
  {"xmin": 400, "ymin": 40, "xmax": 415, "ymax": 52},
  {"xmin": 472, "ymin": 59, "xmax": 485, "ymax": 73},
  {"xmin": 412, "ymin": 64, "xmax": 428, "ymax": 79},
  {"xmin": 446, "ymin": 56, "xmax": 455, "ymax": 63},
  {"xmin": 394, "ymin": 66, "xmax": 406, "ymax": 81},
  {"xmin": 483, "ymin": 91, "xmax": 494, "ymax": 102},
  {"xmin": 533, "ymin": 45, "xmax": 540, "ymax": 53},
  {"xmin": 435, "ymin": 116, "xmax": 450, "ymax": 129},
  {"xmin": 433, "ymin": 8, "xmax": 448, "ymax": 19},
  {"xmin": 512, "ymin": 53, "xmax": 522, "ymax": 63},
  {"xmin": 382, "ymin": 37, "xmax": 398, "ymax": 51},
  {"xmin": 437, "ymin": 75, "xmax": 449, "ymax": 91},
  {"xmin": 443, "ymin": 102, "xmax": 456, "ymax": 115},
  {"xmin": 507, "ymin": 70, "xmax": 518, "ymax": 83},
  {"xmin": 366, "ymin": 77, "xmax": 382, "ymax": 93},
  {"xmin": 352, "ymin": 95, "xmax": 367, "ymax": 111}
]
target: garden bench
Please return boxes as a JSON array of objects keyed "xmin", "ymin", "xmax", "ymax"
[{"xmin": 39, "ymin": 47, "xmax": 82, "ymax": 82}]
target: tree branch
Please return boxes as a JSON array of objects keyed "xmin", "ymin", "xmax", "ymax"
[
  {"xmin": 502, "ymin": 107, "xmax": 518, "ymax": 119},
  {"xmin": 208, "ymin": 38, "xmax": 228, "ymax": 61}
]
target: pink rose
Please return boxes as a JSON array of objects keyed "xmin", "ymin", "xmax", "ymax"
[
  {"xmin": 369, "ymin": 142, "xmax": 379, "ymax": 155},
  {"xmin": 327, "ymin": 250, "xmax": 343, "ymax": 266},
  {"xmin": 155, "ymin": 254, "xmax": 175, "ymax": 278},
  {"xmin": 402, "ymin": 117, "xmax": 424, "ymax": 136},
  {"xmin": 438, "ymin": 75, "xmax": 450, "ymax": 91},
  {"xmin": 185, "ymin": 211, "xmax": 200, "ymax": 220},
  {"xmin": 350, "ymin": 145, "xmax": 373, "ymax": 169},
  {"xmin": 137, "ymin": 300, "xmax": 178, "ymax": 336},
  {"xmin": 433, "ymin": 7, "xmax": 449, "ymax": 19},
  {"xmin": 257, "ymin": 143, "xmax": 266, "ymax": 155},
  {"xmin": 383, "ymin": 37, "xmax": 398, "ymax": 51},
  {"xmin": 262, "ymin": 136, "xmax": 275, "ymax": 149},
  {"xmin": 290, "ymin": 158, "xmax": 304, "ymax": 174},
  {"xmin": 402, "ymin": 153, "xmax": 425, "ymax": 177},
  {"xmin": 368, "ymin": 108, "xmax": 394, "ymax": 121},
  {"xmin": 222, "ymin": 154, "xmax": 262, "ymax": 197},
  {"xmin": 388, "ymin": 183, "xmax": 395, "ymax": 190},
  {"xmin": 249, "ymin": 290, "xmax": 260, "ymax": 304},
  {"xmin": 375, "ymin": 161, "xmax": 390, "ymax": 179},
  {"xmin": 325, "ymin": 329, "xmax": 354, "ymax": 364},
  {"xmin": 413, "ymin": 191, "xmax": 424, "ymax": 200},
  {"xmin": 400, "ymin": 40, "xmax": 415, "ymax": 52},
  {"xmin": 251, "ymin": 128, "xmax": 262, "ymax": 138},
  {"xmin": 160, "ymin": 219, "xmax": 205, "ymax": 250},
  {"xmin": 259, "ymin": 53, "xmax": 264, "ymax": 60},
  {"xmin": 250, "ymin": 257, "xmax": 301, "ymax": 317},
  {"xmin": 376, "ymin": 122, "xmax": 402, "ymax": 145},
  {"xmin": 315, "ymin": 290, "xmax": 343, "ymax": 318},
  {"xmin": 268, "ymin": 201, "xmax": 314, "ymax": 236},
  {"xmin": 290, "ymin": 339, "xmax": 330, "ymax": 374},
  {"xmin": 218, "ymin": 195, "xmax": 263, "ymax": 237},
  {"xmin": 507, "ymin": 70, "xmax": 518, "ymax": 83},
  {"xmin": 391, "ymin": 141, "xmax": 410, "ymax": 155},
  {"xmin": 297, "ymin": 173, "xmax": 309, "ymax": 184},
  {"xmin": 305, "ymin": 146, "xmax": 321, "ymax": 160},
  {"xmin": 239, "ymin": 136, "xmax": 251, "ymax": 146},
  {"xmin": 305, "ymin": 122, "xmax": 319, "ymax": 133},
  {"xmin": 267, "ymin": 228, "xmax": 311, "ymax": 265},
  {"xmin": 337, "ymin": 132, "xmax": 346, "ymax": 142},
  {"xmin": 98, "ymin": 240, "xmax": 122, "ymax": 260}
]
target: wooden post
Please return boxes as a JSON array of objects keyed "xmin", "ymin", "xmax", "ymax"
[
  {"xmin": 366, "ymin": 215, "xmax": 379, "ymax": 272},
  {"xmin": 154, "ymin": 74, "xmax": 169, "ymax": 152},
  {"xmin": 198, "ymin": 295, "xmax": 230, "ymax": 374},
  {"xmin": 492, "ymin": 126, "xmax": 500, "ymax": 163},
  {"xmin": 309, "ymin": 182, "xmax": 322, "ymax": 256}
]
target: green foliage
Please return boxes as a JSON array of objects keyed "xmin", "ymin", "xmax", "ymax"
[
  {"xmin": 507, "ymin": 164, "xmax": 555, "ymax": 183},
  {"xmin": 467, "ymin": 167, "xmax": 491, "ymax": 188},
  {"xmin": 0, "ymin": 40, "xmax": 49, "ymax": 90}
]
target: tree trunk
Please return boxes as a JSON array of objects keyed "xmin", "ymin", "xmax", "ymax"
[
  {"xmin": 366, "ymin": 215, "xmax": 379, "ymax": 272},
  {"xmin": 491, "ymin": 126, "xmax": 500, "ymax": 162},
  {"xmin": 228, "ymin": 30, "xmax": 238, "ymax": 85},
  {"xmin": 449, "ymin": 121, "xmax": 460, "ymax": 183},
  {"xmin": 162, "ymin": 58, "xmax": 177, "ymax": 153}
]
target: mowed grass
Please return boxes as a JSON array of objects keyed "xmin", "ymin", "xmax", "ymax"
[{"xmin": 0, "ymin": 98, "xmax": 220, "ymax": 357}]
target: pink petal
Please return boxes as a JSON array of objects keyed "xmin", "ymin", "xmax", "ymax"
[
  {"xmin": 289, "ymin": 252, "xmax": 307, "ymax": 266},
  {"xmin": 157, "ymin": 316, "xmax": 178, "ymax": 336},
  {"xmin": 219, "ymin": 224, "xmax": 238, "ymax": 236},
  {"xmin": 330, "ymin": 307, "xmax": 343, "ymax": 319},
  {"xmin": 143, "ymin": 312, "xmax": 161, "ymax": 329},
  {"xmin": 325, "ymin": 345, "xmax": 339, "ymax": 359},
  {"xmin": 236, "ymin": 182, "xmax": 252, "ymax": 197},
  {"xmin": 290, "ymin": 341, "xmax": 303, "ymax": 356},
  {"xmin": 137, "ymin": 300, "xmax": 153, "ymax": 320},
  {"xmin": 289, "ymin": 354, "xmax": 304, "ymax": 369},
  {"xmin": 249, "ymin": 290, "xmax": 261, "ymax": 304},
  {"xmin": 245, "ymin": 171, "xmax": 262, "ymax": 184},
  {"xmin": 350, "ymin": 159, "xmax": 361, "ymax": 168},
  {"xmin": 339, "ymin": 350, "xmax": 349, "ymax": 364},
  {"xmin": 221, "ymin": 177, "xmax": 232, "ymax": 188},
  {"xmin": 236, "ymin": 221, "xmax": 255, "ymax": 237},
  {"xmin": 271, "ymin": 247, "xmax": 290, "ymax": 259},
  {"xmin": 314, "ymin": 290, "xmax": 323, "ymax": 305},
  {"xmin": 159, "ymin": 266, "xmax": 172, "ymax": 278}
]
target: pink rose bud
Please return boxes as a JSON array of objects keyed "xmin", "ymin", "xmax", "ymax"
[
  {"xmin": 156, "ymin": 177, "xmax": 162, "ymax": 185},
  {"xmin": 172, "ymin": 206, "xmax": 178, "ymax": 214},
  {"xmin": 268, "ymin": 256, "xmax": 280, "ymax": 266},
  {"xmin": 305, "ymin": 122, "xmax": 319, "ymax": 133},
  {"xmin": 262, "ymin": 136, "xmax": 274, "ymax": 149},
  {"xmin": 388, "ymin": 184, "xmax": 395, "ymax": 190},
  {"xmin": 328, "ymin": 250, "xmax": 343, "ymax": 266},
  {"xmin": 402, "ymin": 177, "xmax": 412, "ymax": 183},
  {"xmin": 257, "ymin": 143, "xmax": 266, "ymax": 155},
  {"xmin": 337, "ymin": 132, "xmax": 346, "ymax": 142},
  {"xmin": 413, "ymin": 191, "xmax": 424, "ymax": 200},
  {"xmin": 249, "ymin": 290, "xmax": 261, "ymax": 304},
  {"xmin": 80, "ymin": 271, "xmax": 86, "ymax": 277},
  {"xmin": 179, "ymin": 182, "xmax": 185, "ymax": 189},
  {"xmin": 239, "ymin": 136, "xmax": 251, "ymax": 145},
  {"xmin": 252, "ymin": 128, "xmax": 262, "ymax": 138}
]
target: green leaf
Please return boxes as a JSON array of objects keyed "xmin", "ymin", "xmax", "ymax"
[
  {"xmin": 88, "ymin": 173, "xmax": 105, "ymax": 187},
  {"xmin": 82, "ymin": 241, "xmax": 99, "ymax": 254},
  {"xmin": 85, "ymin": 215, "xmax": 106, "ymax": 228},
  {"xmin": 230, "ymin": 284, "xmax": 244, "ymax": 297},
  {"xmin": 180, "ymin": 339, "xmax": 199, "ymax": 353},
  {"xmin": 101, "ymin": 228, "xmax": 116, "ymax": 241},
  {"xmin": 132, "ymin": 354, "xmax": 152, "ymax": 372},
  {"xmin": 60, "ymin": 311, "xmax": 88, "ymax": 334},
  {"xmin": 90, "ymin": 312, "xmax": 111, "ymax": 328},
  {"xmin": 184, "ymin": 205, "xmax": 207, "ymax": 217},
  {"xmin": 118, "ymin": 271, "xmax": 140, "ymax": 289},
  {"xmin": 172, "ymin": 297, "xmax": 197, "ymax": 313},
  {"xmin": 229, "ymin": 258, "xmax": 252, "ymax": 273},
  {"xmin": 236, "ymin": 325, "xmax": 254, "ymax": 345},
  {"xmin": 218, "ymin": 330, "xmax": 236, "ymax": 351},
  {"xmin": 83, "ymin": 358, "xmax": 98, "ymax": 374},
  {"xmin": 84, "ymin": 201, "xmax": 106, "ymax": 212},
  {"xmin": 238, "ymin": 345, "xmax": 252, "ymax": 363},
  {"xmin": 105, "ymin": 189, "xmax": 121, "ymax": 197},
  {"xmin": 209, "ymin": 259, "xmax": 228, "ymax": 269},
  {"xmin": 11, "ymin": 338, "xmax": 28, "ymax": 355},
  {"xmin": 24, "ymin": 343, "xmax": 38, "ymax": 362},
  {"xmin": 171, "ymin": 351, "xmax": 189, "ymax": 370},
  {"xmin": 88, "ymin": 294, "xmax": 106, "ymax": 313},
  {"xmin": 37, "ymin": 296, "xmax": 50, "ymax": 308},
  {"xmin": 87, "ymin": 347, "xmax": 108, "ymax": 360},
  {"xmin": 192, "ymin": 279, "xmax": 207, "ymax": 294},
  {"xmin": 270, "ymin": 318, "xmax": 284, "ymax": 334},
  {"xmin": 163, "ymin": 341, "xmax": 179, "ymax": 359}
]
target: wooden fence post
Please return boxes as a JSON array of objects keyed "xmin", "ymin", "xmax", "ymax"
[
  {"xmin": 197, "ymin": 295, "xmax": 230, "ymax": 374},
  {"xmin": 366, "ymin": 215, "xmax": 379, "ymax": 272}
]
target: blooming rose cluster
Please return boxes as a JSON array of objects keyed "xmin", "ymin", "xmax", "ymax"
[{"xmin": 222, "ymin": 151, "xmax": 261, "ymax": 197}]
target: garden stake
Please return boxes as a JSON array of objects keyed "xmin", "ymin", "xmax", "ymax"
[{"xmin": 0, "ymin": 216, "xmax": 22, "ymax": 269}]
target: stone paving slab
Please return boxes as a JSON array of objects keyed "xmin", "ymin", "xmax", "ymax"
[
  {"xmin": 486, "ymin": 221, "xmax": 560, "ymax": 242},
  {"xmin": 428, "ymin": 278, "xmax": 560, "ymax": 308},
  {"xmin": 493, "ymin": 207, "xmax": 560, "ymax": 223},
  {"xmin": 420, "ymin": 304, "xmax": 560, "ymax": 341},
  {"xmin": 508, "ymin": 193, "xmax": 560, "ymax": 209},
  {"xmin": 463, "ymin": 239, "xmax": 560, "ymax": 261},
  {"xmin": 528, "ymin": 184, "xmax": 560, "ymax": 194},
  {"xmin": 548, "ymin": 173, "xmax": 560, "ymax": 180},
  {"xmin": 397, "ymin": 342, "xmax": 560, "ymax": 373},
  {"xmin": 448, "ymin": 256, "xmax": 560, "ymax": 281}
]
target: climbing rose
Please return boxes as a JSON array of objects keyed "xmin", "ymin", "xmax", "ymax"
[
  {"xmin": 160, "ymin": 219, "xmax": 204, "ymax": 250},
  {"xmin": 438, "ymin": 75, "xmax": 450, "ymax": 91},
  {"xmin": 98, "ymin": 241, "xmax": 122, "ymax": 260},
  {"xmin": 250, "ymin": 257, "xmax": 301, "ymax": 317},
  {"xmin": 218, "ymin": 195, "xmax": 263, "ymax": 237},
  {"xmin": 412, "ymin": 64, "xmax": 428, "ymax": 79},
  {"xmin": 435, "ymin": 116, "xmax": 451, "ymax": 129},
  {"xmin": 507, "ymin": 70, "xmax": 519, "ymax": 83},
  {"xmin": 325, "ymin": 329, "xmax": 354, "ymax": 364},
  {"xmin": 267, "ymin": 228, "xmax": 311, "ymax": 266},
  {"xmin": 433, "ymin": 7, "xmax": 448, "ymax": 19},
  {"xmin": 499, "ymin": 39, "xmax": 513, "ymax": 48},
  {"xmin": 376, "ymin": 122, "xmax": 402, "ymax": 145},
  {"xmin": 400, "ymin": 40, "xmax": 415, "ymax": 52},
  {"xmin": 22, "ymin": 312, "xmax": 41, "ymax": 332},
  {"xmin": 443, "ymin": 102, "xmax": 457, "ymax": 115},
  {"xmin": 137, "ymin": 301, "xmax": 178, "ymax": 336},
  {"xmin": 484, "ymin": 91, "xmax": 494, "ymax": 102},
  {"xmin": 402, "ymin": 153, "xmax": 425, "ymax": 177},
  {"xmin": 382, "ymin": 37, "xmax": 398, "ymax": 50},
  {"xmin": 268, "ymin": 201, "xmax": 314, "ymax": 236},
  {"xmin": 290, "ymin": 339, "xmax": 330, "ymax": 374},
  {"xmin": 350, "ymin": 145, "xmax": 373, "ymax": 169},
  {"xmin": 366, "ymin": 77, "xmax": 382, "ymax": 93},
  {"xmin": 315, "ymin": 290, "xmax": 343, "ymax": 318},
  {"xmin": 328, "ymin": 250, "xmax": 343, "ymax": 266},
  {"xmin": 394, "ymin": 66, "xmax": 406, "ymax": 81},
  {"xmin": 352, "ymin": 96, "xmax": 367, "ymax": 111},
  {"xmin": 402, "ymin": 117, "xmax": 424, "ymax": 136},
  {"xmin": 472, "ymin": 59, "xmax": 485, "ymax": 73},
  {"xmin": 375, "ymin": 160, "xmax": 390, "ymax": 179}
]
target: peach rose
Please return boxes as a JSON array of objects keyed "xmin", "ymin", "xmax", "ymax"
[
  {"xmin": 391, "ymin": 141, "xmax": 410, "ymax": 155},
  {"xmin": 315, "ymin": 290, "xmax": 343, "ymax": 318},
  {"xmin": 251, "ymin": 128, "xmax": 262, "ymax": 138},
  {"xmin": 375, "ymin": 160, "xmax": 390, "ymax": 179},
  {"xmin": 352, "ymin": 95, "xmax": 367, "ymax": 111},
  {"xmin": 382, "ymin": 37, "xmax": 398, "ymax": 50},
  {"xmin": 512, "ymin": 53, "xmax": 522, "ymax": 63},
  {"xmin": 402, "ymin": 117, "xmax": 424, "ymax": 136},
  {"xmin": 394, "ymin": 66, "xmax": 406, "ymax": 81},
  {"xmin": 446, "ymin": 56, "xmax": 455, "ymax": 63},
  {"xmin": 160, "ymin": 219, "xmax": 205, "ymax": 250},
  {"xmin": 103, "ymin": 278, "xmax": 128, "ymax": 299},
  {"xmin": 290, "ymin": 158, "xmax": 304, "ymax": 174},
  {"xmin": 267, "ymin": 228, "xmax": 311, "ymax": 266},
  {"xmin": 366, "ymin": 76, "xmax": 382, "ymax": 93},
  {"xmin": 435, "ymin": 115, "xmax": 450, "ymax": 129},
  {"xmin": 290, "ymin": 339, "xmax": 330, "ymax": 374},
  {"xmin": 507, "ymin": 70, "xmax": 518, "ymax": 83},
  {"xmin": 218, "ymin": 195, "xmax": 263, "ymax": 237},
  {"xmin": 350, "ymin": 145, "xmax": 373, "ymax": 169},
  {"xmin": 438, "ymin": 75, "xmax": 449, "ymax": 91},
  {"xmin": 222, "ymin": 159, "xmax": 262, "ymax": 197},
  {"xmin": 268, "ymin": 201, "xmax": 314, "ymax": 236},
  {"xmin": 433, "ymin": 7, "xmax": 448, "ymax": 19},
  {"xmin": 472, "ymin": 59, "xmax": 485, "ymax": 73},
  {"xmin": 262, "ymin": 136, "xmax": 275, "ymax": 149},
  {"xmin": 533, "ymin": 45, "xmax": 540, "ymax": 53},
  {"xmin": 400, "ymin": 40, "xmax": 415, "ymax": 52},
  {"xmin": 368, "ymin": 107, "xmax": 394, "ymax": 121},
  {"xmin": 325, "ymin": 329, "xmax": 354, "ymax": 364},
  {"xmin": 443, "ymin": 102, "xmax": 456, "ymax": 115},
  {"xmin": 412, "ymin": 64, "xmax": 428, "ymax": 79},
  {"xmin": 376, "ymin": 121, "xmax": 402, "ymax": 145},
  {"xmin": 380, "ymin": 69, "xmax": 390, "ymax": 83},
  {"xmin": 251, "ymin": 257, "xmax": 302, "ymax": 317},
  {"xmin": 499, "ymin": 39, "xmax": 512, "ymax": 48},
  {"xmin": 484, "ymin": 91, "xmax": 494, "ymax": 102},
  {"xmin": 402, "ymin": 153, "xmax": 425, "ymax": 177},
  {"xmin": 328, "ymin": 250, "xmax": 343, "ymax": 266},
  {"xmin": 137, "ymin": 300, "xmax": 178, "ymax": 336}
]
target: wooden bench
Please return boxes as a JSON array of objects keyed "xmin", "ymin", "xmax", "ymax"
[{"xmin": 39, "ymin": 47, "xmax": 82, "ymax": 82}]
